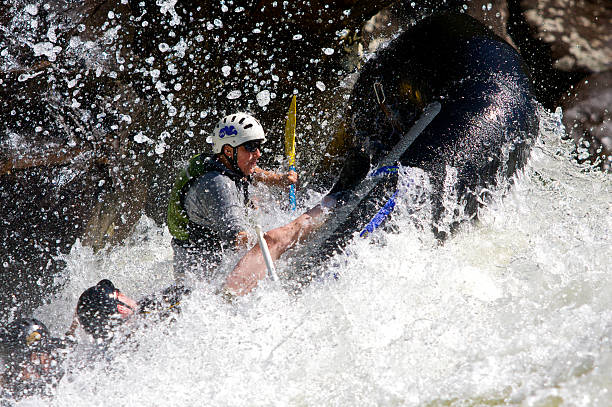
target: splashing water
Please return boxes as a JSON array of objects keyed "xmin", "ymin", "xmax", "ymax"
[{"xmin": 22, "ymin": 108, "xmax": 612, "ymax": 406}]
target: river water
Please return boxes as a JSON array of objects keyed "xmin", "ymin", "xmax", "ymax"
[{"xmin": 23, "ymin": 107, "xmax": 612, "ymax": 406}]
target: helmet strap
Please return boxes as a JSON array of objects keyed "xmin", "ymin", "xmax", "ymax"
[
  {"xmin": 232, "ymin": 147, "xmax": 239, "ymax": 171},
  {"xmin": 221, "ymin": 145, "xmax": 243, "ymax": 176}
]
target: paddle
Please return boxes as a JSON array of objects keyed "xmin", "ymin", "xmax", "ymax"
[
  {"xmin": 255, "ymin": 225, "xmax": 279, "ymax": 281},
  {"xmin": 284, "ymin": 95, "xmax": 297, "ymax": 211},
  {"xmin": 312, "ymin": 101, "xmax": 441, "ymax": 246}
]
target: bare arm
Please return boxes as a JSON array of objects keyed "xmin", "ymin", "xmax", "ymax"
[
  {"xmin": 65, "ymin": 312, "xmax": 80, "ymax": 338},
  {"xmin": 252, "ymin": 167, "xmax": 297, "ymax": 187},
  {"xmin": 223, "ymin": 205, "xmax": 325, "ymax": 296}
]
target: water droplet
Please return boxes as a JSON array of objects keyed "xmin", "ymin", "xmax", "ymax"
[
  {"xmin": 134, "ymin": 132, "xmax": 150, "ymax": 143},
  {"xmin": 25, "ymin": 4, "xmax": 38, "ymax": 15},
  {"xmin": 256, "ymin": 90, "xmax": 271, "ymax": 107},
  {"xmin": 227, "ymin": 90, "xmax": 242, "ymax": 99}
]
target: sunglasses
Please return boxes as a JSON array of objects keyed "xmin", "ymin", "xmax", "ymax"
[{"xmin": 241, "ymin": 140, "xmax": 262, "ymax": 152}]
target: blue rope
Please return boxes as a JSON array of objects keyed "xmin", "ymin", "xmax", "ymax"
[{"xmin": 359, "ymin": 166, "xmax": 400, "ymax": 238}]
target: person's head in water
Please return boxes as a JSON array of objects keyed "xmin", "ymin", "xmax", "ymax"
[
  {"xmin": 207, "ymin": 112, "xmax": 266, "ymax": 177},
  {"xmin": 76, "ymin": 279, "xmax": 137, "ymax": 340},
  {"xmin": 0, "ymin": 318, "xmax": 64, "ymax": 397}
]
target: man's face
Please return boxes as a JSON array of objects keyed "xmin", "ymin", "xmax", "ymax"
[
  {"xmin": 114, "ymin": 290, "xmax": 137, "ymax": 317},
  {"xmin": 236, "ymin": 143, "xmax": 261, "ymax": 176}
]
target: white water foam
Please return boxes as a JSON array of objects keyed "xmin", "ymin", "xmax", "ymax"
[{"xmin": 22, "ymin": 108, "xmax": 612, "ymax": 406}]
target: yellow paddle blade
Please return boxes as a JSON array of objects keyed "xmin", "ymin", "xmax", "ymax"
[{"xmin": 284, "ymin": 95, "xmax": 296, "ymax": 167}]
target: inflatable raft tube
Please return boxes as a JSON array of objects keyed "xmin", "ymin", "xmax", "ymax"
[{"xmin": 288, "ymin": 13, "xmax": 539, "ymax": 289}]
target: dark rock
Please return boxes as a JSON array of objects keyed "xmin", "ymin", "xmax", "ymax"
[
  {"xmin": 520, "ymin": 0, "xmax": 611, "ymax": 73},
  {"xmin": 515, "ymin": 0, "xmax": 611, "ymax": 170},
  {"xmin": 0, "ymin": 163, "xmax": 111, "ymax": 322},
  {"xmin": 506, "ymin": 0, "xmax": 586, "ymax": 109},
  {"xmin": 560, "ymin": 71, "xmax": 612, "ymax": 171},
  {"xmin": 465, "ymin": 0, "xmax": 516, "ymax": 48},
  {"xmin": 0, "ymin": 0, "xmax": 109, "ymax": 72},
  {"xmin": 362, "ymin": 0, "xmax": 516, "ymax": 49}
]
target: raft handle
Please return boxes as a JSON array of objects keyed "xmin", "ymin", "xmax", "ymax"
[{"xmin": 374, "ymin": 82, "xmax": 385, "ymax": 105}]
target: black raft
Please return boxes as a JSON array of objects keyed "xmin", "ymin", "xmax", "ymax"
[{"xmin": 292, "ymin": 12, "xmax": 539, "ymax": 285}]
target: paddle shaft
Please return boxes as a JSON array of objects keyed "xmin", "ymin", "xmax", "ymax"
[
  {"xmin": 308, "ymin": 102, "xmax": 441, "ymax": 252},
  {"xmin": 285, "ymin": 95, "xmax": 297, "ymax": 211},
  {"xmin": 256, "ymin": 225, "xmax": 279, "ymax": 281}
]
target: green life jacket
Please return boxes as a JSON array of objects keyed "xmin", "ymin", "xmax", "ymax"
[
  {"xmin": 167, "ymin": 154, "xmax": 209, "ymax": 241},
  {"xmin": 167, "ymin": 154, "xmax": 249, "ymax": 244}
]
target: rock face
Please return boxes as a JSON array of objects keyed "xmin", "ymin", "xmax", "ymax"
[
  {"xmin": 0, "ymin": 164, "xmax": 110, "ymax": 318},
  {"xmin": 465, "ymin": 0, "xmax": 516, "ymax": 48},
  {"xmin": 560, "ymin": 72, "xmax": 612, "ymax": 170},
  {"xmin": 518, "ymin": 0, "xmax": 611, "ymax": 170},
  {"xmin": 521, "ymin": 0, "xmax": 611, "ymax": 73}
]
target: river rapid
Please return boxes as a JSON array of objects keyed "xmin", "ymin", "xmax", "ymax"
[{"xmin": 24, "ymin": 107, "xmax": 612, "ymax": 406}]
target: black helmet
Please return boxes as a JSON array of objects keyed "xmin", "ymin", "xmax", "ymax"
[
  {"xmin": 77, "ymin": 279, "xmax": 123, "ymax": 339},
  {"xmin": 0, "ymin": 318, "xmax": 62, "ymax": 399},
  {"xmin": 1, "ymin": 318, "xmax": 49, "ymax": 351}
]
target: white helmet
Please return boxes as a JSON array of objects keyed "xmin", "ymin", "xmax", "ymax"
[{"xmin": 207, "ymin": 112, "xmax": 267, "ymax": 154}]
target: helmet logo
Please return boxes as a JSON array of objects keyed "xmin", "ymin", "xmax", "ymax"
[{"xmin": 219, "ymin": 125, "xmax": 238, "ymax": 138}]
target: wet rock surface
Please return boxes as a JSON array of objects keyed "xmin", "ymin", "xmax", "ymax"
[
  {"xmin": 521, "ymin": 0, "xmax": 611, "ymax": 73},
  {"xmin": 516, "ymin": 0, "xmax": 611, "ymax": 170},
  {"xmin": 560, "ymin": 71, "xmax": 612, "ymax": 170},
  {"xmin": 0, "ymin": 163, "xmax": 110, "ymax": 319}
]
